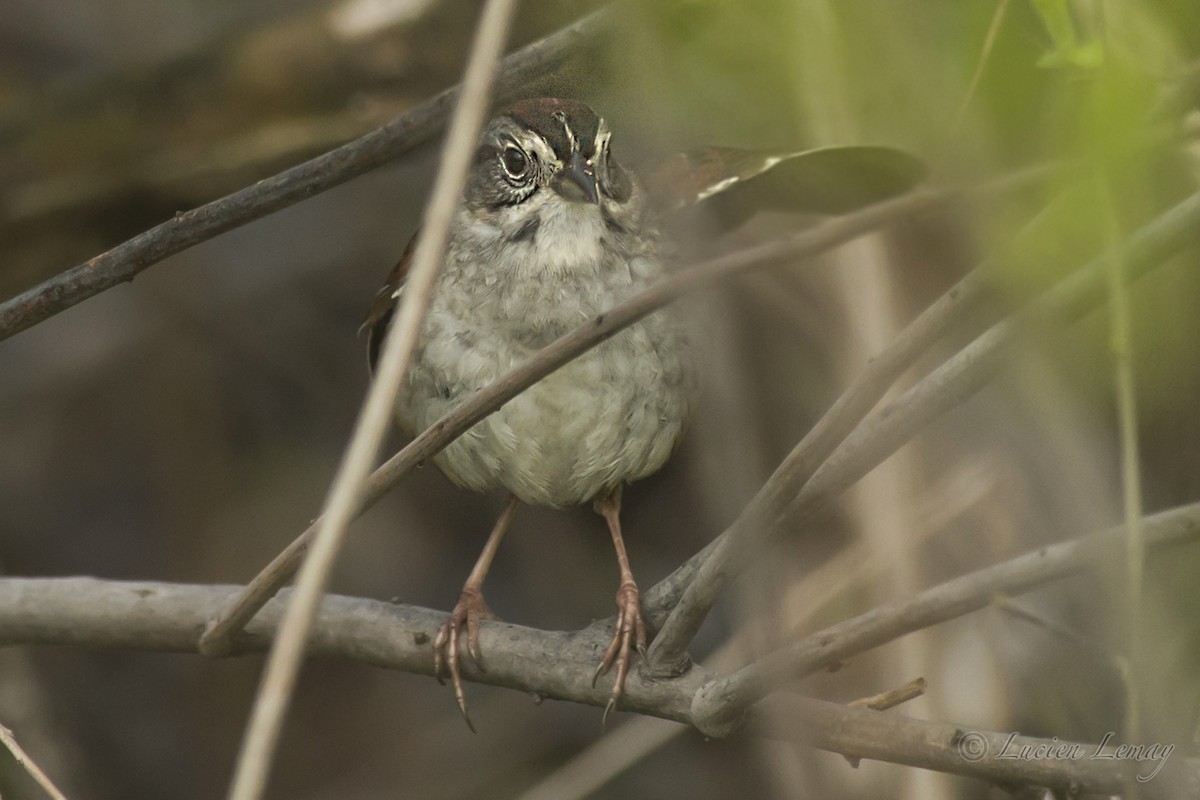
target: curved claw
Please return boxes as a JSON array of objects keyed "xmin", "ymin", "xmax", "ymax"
[
  {"xmin": 432, "ymin": 588, "xmax": 497, "ymax": 732},
  {"xmin": 593, "ymin": 581, "xmax": 646, "ymax": 720}
]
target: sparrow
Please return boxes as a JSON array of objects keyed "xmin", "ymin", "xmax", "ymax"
[
  {"xmin": 364, "ymin": 97, "xmax": 696, "ymax": 727},
  {"xmin": 362, "ymin": 96, "xmax": 925, "ymax": 728}
]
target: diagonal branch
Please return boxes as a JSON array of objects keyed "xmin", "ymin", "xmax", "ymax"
[
  {"xmin": 0, "ymin": 724, "xmax": 70, "ymax": 800},
  {"xmin": 647, "ymin": 193, "xmax": 1077, "ymax": 667},
  {"xmin": 766, "ymin": 696, "xmax": 1190, "ymax": 795},
  {"xmin": 224, "ymin": 1, "xmax": 519, "ymax": 799},
  {"xmin": 644, "ymin": 263, "xmax": 995, "ymax": 673},
  {"xmin": 639, "ymin": 187, "xmax": 1200, "ymax": 642},
  {"xmin": 198, "ymin": 186, "xmax": 955, "ymax": 656},
  {"xmin": 690, "ymin": 501, "xmax": 1200, "ymax": 738},
  {"xmin": 643, "ymin": 193, "xmax": 1083, "ymax": 673},
  {"xmin": 1098, "ymin": 171, "xmax": 1147, "ymax": 768},
  {"xmin": 0, "ymin": 7, "xmax": 613, "ymax": 343}
]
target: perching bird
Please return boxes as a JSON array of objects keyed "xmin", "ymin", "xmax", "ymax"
[{"xmin": 363, "ymin": 96, "xmax": 924, "ymax": 727}]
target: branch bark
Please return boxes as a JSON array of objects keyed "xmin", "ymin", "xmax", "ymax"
[
  {"xmin": 768, "ymin": 697, "xmax": 1192, "ymax": 795},
  {"xmin": 0, "ymin": 578, "xmax": 705, "ymax": 723},
  {"xmin": 690, "ymin": 501, "xmax": 1200, "ymax": 738},
  {"xmin": 2, "ymin": 489, "xmax": 1197, "ymax": 799},
  {"xmin": 0, "ymin": 7, "xmax": 613, "ymax": 343}
]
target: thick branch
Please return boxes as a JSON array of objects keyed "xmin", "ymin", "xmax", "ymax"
[
  {"xmin": 0, "ymin": 578, "xmax": 703, "ymax": 722},
  {"xmin": 690, "ymin": 501, "xmax": 1200, "ymax": 738},
  {"xmin": 0, "ymin": 8, "xmax": 612, "ymax": 343},
  {"xmin": 1, "ymin": 558, "xmax": 1197, "ymax": 792}
]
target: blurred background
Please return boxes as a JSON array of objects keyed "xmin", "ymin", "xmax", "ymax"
[{"xmin": 2, "ymin": 0, "xmax": 1200, "ymax": 797}]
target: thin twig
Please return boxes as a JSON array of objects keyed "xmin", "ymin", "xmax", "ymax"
[
  {"xmin": 0, "ymin": 724, "xmax": 70, "ymax": 800},
  {"xmin": 843, "ymin": 677, "xmax": 927, "ymax": 767},
  {"xmin": 942, "ymin": 0, "xmax": 1012, "ymax": 165},
  {"xmin": 849, "ymin": 677, "xmax": 928, "ymax": 711},
  {"xmin": 688, "ymin": 502, "xmax": 1200, "ymax": 738},
  {"xmin": 1098, "ymin": 169, "xmax": 1146, "ymax": 794},
  {"xmin": 640, "ymin": 187, "xmax": 1200, "ymax": 639},
  {"xmin": 198, "ymin": 186, "xmax": 956, "ymax": 656},
  {"xmin": 224, "ymin": 2, "xmax": 518, "ymax": 799},
  {"xmin": 994, "ymin": 597, "xmax": 1120, "ymax": 668},
  {"xmin": 514, "ymin": 716, "xmax": 685, "ymax": 800},
  {"xmin": 0, "ymin": 7, "xmax": 612, "ymax": 343}
]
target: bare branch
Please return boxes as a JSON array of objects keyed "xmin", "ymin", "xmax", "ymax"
[
  {"xmin": 0, "ymin": 578, "xmax": 707, "ymax": 723},
  {"xmin": 0, "ymin": 7, "xmax": 612, "ymax": 343},
  {"xmin": 765, "ymin": 697, "xmax": 1190, "ymax": 795},
  {"xmin": 689, "ymin": 501, "xmax": 1200, "ymax": 738},
  {"xmin": 943, "ymin": 0, "xmax": 1012, "ymax": 160},
  {"xmin": 1098, "ymin": 170, "xmax": 1147, "ymax": 774},
  {"xmin": 842, "ymin": 678, "xmax": 928, "ymax": 767},
  {"xmin": 1, "ymin": 542, "xmax": 1198, "ymax": 794},
  {"xmin": 4, "ymin": 488, "xmax": 1199, "ymax": 727},
  {"xmin": 640, "ymin": 187, "xmax": 1200, "ymax": 640},
  {"xmin": 198, "ymin": 186, "xmax": 955, "ymax": 656},
  {"xmin": 0, "ymin": 723, "xmax": 71, "ymax": 800},
  {"xmin": 849, "ymin": 677, "xmax": 927, "ymax": 711},
  {"xmin": 224, "ymin": 1, "xmax": 520, "ymax": 798}
]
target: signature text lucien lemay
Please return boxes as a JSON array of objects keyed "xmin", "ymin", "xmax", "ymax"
[{"xmin": 957, "ymin": 730, "xmax": 1174, "ymax": 782}]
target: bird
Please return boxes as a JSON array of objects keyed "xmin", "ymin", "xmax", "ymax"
[
  {"xmin": 363, "ymin": 97, "xmax": 697, "ymax": 728},
  {"xmin": 362, "ymin": 96, "xmax": 926, "ymax": 728}
]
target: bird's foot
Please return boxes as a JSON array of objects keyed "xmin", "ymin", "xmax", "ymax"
[
  {"xmin": 592, "ymin": 580, "xmax": 647, "ymax": 726},
  {"xmin": 433, "ymin": 586, "xmax": 498, "ymax": 733}
]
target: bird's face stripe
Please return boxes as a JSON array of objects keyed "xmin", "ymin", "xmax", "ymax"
[{"xmin": 555, "ymin": 110, "xmax": 577, "ymax": 155}]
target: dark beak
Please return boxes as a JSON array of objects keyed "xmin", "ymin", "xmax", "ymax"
[{"xmin": 551, "ymin": 153, "xmax": 600, "ymax": 204}]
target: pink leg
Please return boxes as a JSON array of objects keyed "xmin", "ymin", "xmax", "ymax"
[
  {"xmin": 432, "ymin": 495, "xmax": 519, "ymax": 732},
  {"xmin": 591, "ymin": 486, "xmax": 647, "ymax": 724}
]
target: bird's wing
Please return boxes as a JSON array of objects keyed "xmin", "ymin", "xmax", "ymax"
[
  {"xmin": 647, "ymin": 144, "xmax": 927, "ymax": 228},
  {"xmin": 360, "ymin": 228, "xmax": 417, "ymax": 375}
]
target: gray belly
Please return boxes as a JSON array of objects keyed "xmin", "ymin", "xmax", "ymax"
[{"xmin": 401, "ymin": 312, "xmax": 693, "ymax": 507}]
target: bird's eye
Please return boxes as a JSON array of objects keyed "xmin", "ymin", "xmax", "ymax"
[{"xmin": 500, "ymin": 146, "xmax": 530, "ymax": 181}]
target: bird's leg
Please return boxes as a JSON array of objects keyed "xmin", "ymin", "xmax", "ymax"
[
  {"xmin": 433, "ymin": 494, "xmax": 519, "ymax": 732},
  {"xmin": 591, "ymin": 485, "xmax": 647, "ymax": 724}
]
